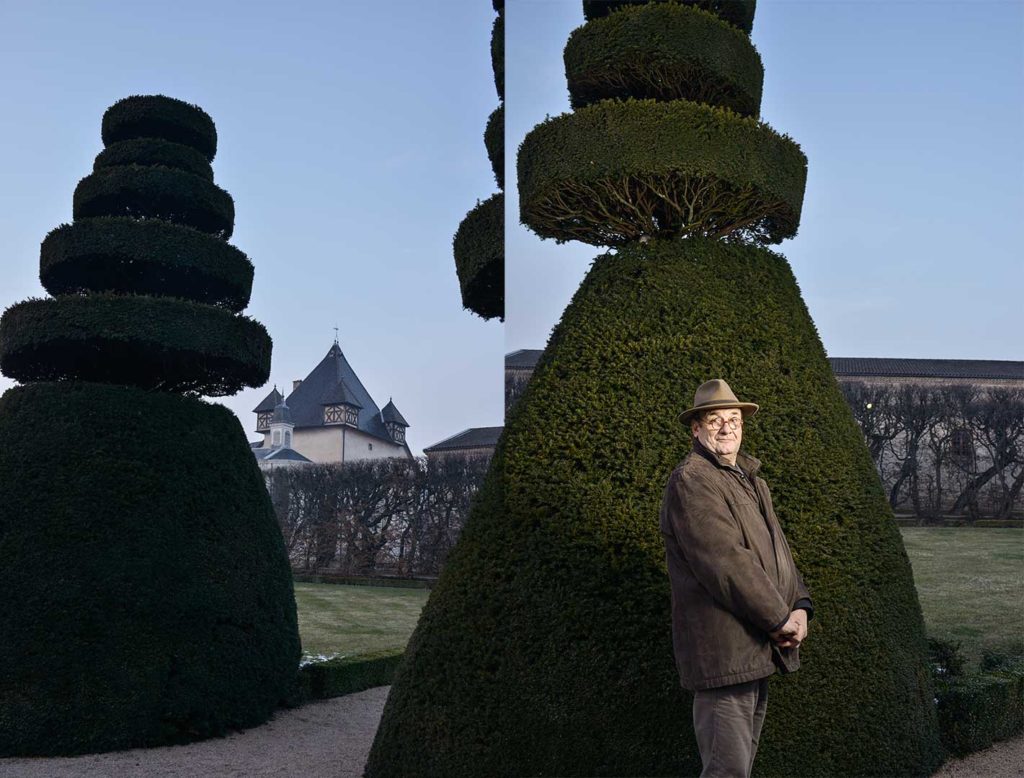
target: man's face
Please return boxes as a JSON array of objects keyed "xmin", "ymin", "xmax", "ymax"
[{"xmin": 692, "ymin": 407, "xmax": 743, "ymax": 460}]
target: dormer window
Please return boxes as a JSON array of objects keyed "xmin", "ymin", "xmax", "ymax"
[
  {"xmin": 324, "ymin": 404, "xmax": 343, "ymax": 425},
  {"xmin": 257, "ymin": 412, "xmax": 272, "ymax": 430},
  {"xmin": 345, "ymin": 406, "xmax": 358, "ymax": 425},
  {"xmin": 386, "ymin": 423, "xmax": 406, "ymax": 443}
]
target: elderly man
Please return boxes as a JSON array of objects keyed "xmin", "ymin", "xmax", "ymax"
[{"xmin": 660, "ymin": 379, "xmax": 813, "ymax": 778}]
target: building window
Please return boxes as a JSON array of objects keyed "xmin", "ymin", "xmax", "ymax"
[
  {"xmin": 951, "ymin": 428, "xmax": 973, "ymax": 460},
  {"xmin": 272, "ymin": 430, "xmax": 281, "ymax": 447},
  {"xmin": 285, "ymin": 430, "xmax": 292, "ymax": 447},
  {"xmin": 368, "ymin": 443, "xmax": 373, "ymax": 451},
  {"xmin": 257, "ymin": 412, "xmax": 272, "ymax": 430},
  {"xmin": 345, "ymin": 407, "xmax": 359, "ymax": 425},
  {"xmin": 324, "ymin": 405, "xmax": 342, "ymax": 424}
]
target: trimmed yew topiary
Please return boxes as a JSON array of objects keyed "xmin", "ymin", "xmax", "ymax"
[
  {"xmin": 0, "ymin": 95, "xmax": 300, "ymax": 756},
  {"xmin": 453, "ymin": 2, "xmax": 504, "ymax": 321},
  {"xmin": 369, "ymin": 1, "xmax": 943, "ymax": 776}
]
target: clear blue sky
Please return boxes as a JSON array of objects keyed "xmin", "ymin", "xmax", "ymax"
[
  {"xmin": 506, "ymin": 0, "xmax": 1024, "ymax": 362},
  {"xmin": 0, "ymin": 0, "xmax": 503, "ymax": 456}
]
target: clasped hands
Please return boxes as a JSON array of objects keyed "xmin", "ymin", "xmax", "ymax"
[{"xmin": 769, "ymin": 609, "xmax": 808, "ymax": 649}]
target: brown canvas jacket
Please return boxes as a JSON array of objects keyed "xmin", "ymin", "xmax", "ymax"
[{"xmin": 659, "ymin": 440, "xmax": 812, "ymax": 691}]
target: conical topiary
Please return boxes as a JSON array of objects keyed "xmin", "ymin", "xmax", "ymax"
[
  {"xmin": 367, "ymin": 3, "xmax": 943, "ymax": 777},
  {"xmin": 0, "ymin": 95, "xmax": 301, "ymax": 756},
  {"xmin": 453, "ymin": 2, "xmax": 504, "ymax": 321}
]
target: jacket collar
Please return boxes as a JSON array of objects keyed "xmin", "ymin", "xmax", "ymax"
[{"xmin": 692, "ymin": 437, "xmax": 762, "ymax": 478}]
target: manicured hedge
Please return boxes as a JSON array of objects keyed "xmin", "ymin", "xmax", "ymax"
[
  {"xmin": 0, "ymin": 382, "xmax": 300, "ymax": 756},
  {"xmin": 518, "ymin": 99, "xmax": 806, "ymax": 245},
  {"xmin": 366, "ymin": 238, "xmax": 943, "ymax": 777},
  {"xmin": 565, "ymin": 3, "xmax": 763, "ymax": 115},
  {"xmin": 296, "ymin": 650, "xmax": 405, "ymax": 703},
  {"xmin": 492, "ymin": 14, "xmax": 504, "ymax": 101},
  {"xmin": 485, "ymin": 104, "xmax": 504, "ymax": 189},
  {"xmin": 0, "ymin": 294, "xmax": 270, "ymax": 396},
  {"xmin": 936, "ymin": 661, "xmax": 1024, "ymax": 756},
  {"xmin": 73, "ymin": 165, "xmax": 235, "ymax": 239},
  {"xmin": 40, "ymin": 217, "xmax": 253, "ymax": 311},
  {"xmin": 102, "ymin": 94, "xmax": 217, "ymax": 161},
  {"xmin": 582, "ymin": 0, "xmax": 757, "ymax": 34},
  {"xmin": 94, "ymin": 138, "xmax": 213, "ymax": 180},
  {"xmin": 453, "ymin": 193, "xmax": 503, "ymax": 321}
]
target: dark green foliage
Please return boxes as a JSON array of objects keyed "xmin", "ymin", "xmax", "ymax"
[
  {"xmin": 453, "ymin": 193, "xmax": 503, "ymax": 321},
  {"xmin": 0, "ymin": 295, "xmax": 270, "ymax": 396},
  {"xmin": 935, "ymin": 660, "xmax": 1024, "ymax": 755},
  {"xmin": 367, "ymin": 239, "xmax": 943, "ymax": 777},
  {"xmin": 0, "ymin": 382, "xmax": 300, "ymax": 756},
  {"xmin": 102, "ymin": 94, "xmax": 217, "ymax": 161},
  {"xmin": 94, "ymin": 138, "xmax": 213, "ymax": 180},
  {"xmin": 493, "ymin": 0, "xmax": 503, "ymax": 12},
  {"xmin": 40, "ymin": 218, "xmax": 253, "ymax": 311},
  {"xmin": 492, "ymin": 13, "xmax": 504, "ymax": 101},
  {"xmin": 485, "ymin": 104, "xmax": 504, "ymax": 189},
  {"xmin": 297, "ymin": 650, "xmax": 404, "ymax": 703},
  {"xmin": 582, "ymin": 0, "xmax": 756, "ymax": 34},
  {"xmin": 518, "ymin": 99, "xmax": 806, "ymax": 245},
  {"xmin": 73, "ymin": 165, "xmax": 235, "ymax": 239},
  {"xmin": 928, "ymin": 637, "xmax": 967, "ymax": 679},
  {"xmin": 565, "ymin": 3, "xmax": 763, "ymax": 115}
]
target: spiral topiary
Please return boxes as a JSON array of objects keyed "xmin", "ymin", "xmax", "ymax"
[
  {"xmin": 0, "ymin": 94, "xmax": 300, "ymax": 757},
  {"xmin": 453, "ymin": 2, "xmax": 504, "ymax": 321},
  {"xmin": 367, "ymin": 3, "xmax": 943, "ymax": 776}
]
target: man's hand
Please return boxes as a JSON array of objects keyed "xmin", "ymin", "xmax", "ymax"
[{"xmin": 770, "ymin": 609, "xmax": 808, "ymax": 649}]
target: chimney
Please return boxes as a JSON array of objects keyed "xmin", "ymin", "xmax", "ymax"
[{"xmin": 293, "ymin": 379, "xmax": 302, "ymax": 391}]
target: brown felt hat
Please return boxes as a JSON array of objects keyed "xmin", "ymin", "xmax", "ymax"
[{"xmin": 677, "ymin": 379, "xmax": 759, "ymax": 425}]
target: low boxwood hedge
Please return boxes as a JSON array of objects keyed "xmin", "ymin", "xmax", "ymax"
[
  {"xmin": 73, "ymin": 165, "xmax": 235, "ymax": 239},
  {"xmin": 485, "ymin": 104, "xmax": 504, "ymax": 189},
  {"xmin": 517, "ymin": 98, "xmax": 806, "ymax": 246},
  {"xmin": 0, "ymin": 382, "xmax": 299, "ymax": 756},
  {"xmin": 295, "ymin": 649, "xmax": 405, "ymax": 703},
  {"xmin": 0, "ymin": 294, "xmax": 270, "ymax": 396},
  {"xmin": 582, "ymin": 0, "xmax": 756, "ymax": 34},
  {"xmin": 565, "ymin": 3, "xmax": 763, "ymax": 115},
  {"xmin": 94, "ymin": 138, "xmax": 213, "ymax": 180},
  {"xmin": 40, "ymin": 217, "xmax": 253, "ymax": 311},
  {"xmin": 936, "ymin": 661, "xmax": 1024, "ymax": 756},
  {"xmin": 453, "ymin": 193, "xmax": 503, "ymax": 321},
  {"xmin": 366, "ymin": 238, "xmax": 943, "ymax": 778},
  {"xmin": 102, "ymin": 94, "xmax": 217, "ymax": 161}
]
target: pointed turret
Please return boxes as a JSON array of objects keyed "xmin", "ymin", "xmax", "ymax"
[
  {"xmin": 253, "ymin": 385, "xmax": 283, "ymax": 432},
  {"xmin": 381, "ymin": 398, "xmax": 409, "ymax": 443}
]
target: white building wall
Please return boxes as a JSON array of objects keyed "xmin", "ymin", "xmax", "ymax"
[{"xmin": 292, "ymin": 426, "xmax": 407, "ymax": 464}]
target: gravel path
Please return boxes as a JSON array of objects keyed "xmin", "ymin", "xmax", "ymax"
[
  {"xmin": 0, "ymin": 686, "xmax": 389, "ymax": 778},
  {"xmin": 0, "ymin": 688, "xmax": 1020, "ymax": 777}
]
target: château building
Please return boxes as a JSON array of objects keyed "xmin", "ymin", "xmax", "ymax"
[{"xmin": 251, "ymin": 341, "xmax": 412, "ymax": 468}]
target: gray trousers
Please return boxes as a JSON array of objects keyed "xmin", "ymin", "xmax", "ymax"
[{"xmin": 692, "ymin": 677, "xmax": 770, "ymax": 778}]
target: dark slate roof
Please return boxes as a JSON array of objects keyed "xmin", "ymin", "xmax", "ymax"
[
  {"xmin": 381, "ymin": 399, "xmax": 409, "ymax": 427},
  {"xmin": 284, "ymin": 343, "xmax": 397, "ymax": 444},
  {"xmin": 321, "ymin": 380, "xmax": 362, "ymax": 407},
  {"xmin": 253, "ymin": 446, "xmax": 312, "ymax": 463},
  {"xmin": 271, "ymin": 400, "xmax": 294, "ymax": 424},
  {"xmin": 829, "ymin": 358, "xmax": 1024, "ymax": 381},
  {"xmin": 424, "ymin": 426, "xmax": 503, "ymax": 452},
  {"xmin": 253, "ymin": 386, "xmax": 283, "ymax": 412},
  {"xmin": 505, "ymin": 349, "xmax": 543, "ymax": 369}
]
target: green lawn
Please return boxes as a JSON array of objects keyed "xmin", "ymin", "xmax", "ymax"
[
  {"xmin": 901, "ymin": 527, "xmax": 1024, "ymax": 668},
  {"xmin": 294, "ymin": 582, "xmax": 430, "ymax": 660}
]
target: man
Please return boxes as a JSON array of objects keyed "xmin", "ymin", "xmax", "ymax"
[{"xmin": 660, "ymin": 379, "xmax": 813, "ymax": 778}]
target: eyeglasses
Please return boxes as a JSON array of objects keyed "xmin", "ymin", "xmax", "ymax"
[{"xmin": 703, "ymin": 416, "xmax": 743, "ymax": 431}]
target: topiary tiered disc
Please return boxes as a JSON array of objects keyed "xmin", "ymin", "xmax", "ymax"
[
  {"xmin": 0, "ymin": 295, "xmax": 270, "ymax": 396},
  {"xmin": 94, "ymin": 138, "xmax": 214, "ymax": 180},
  {"xmin": 453, "ymin": 193, "xmax": 503, "ymax": 321},
  {"xmin": 40, "ymin": 217, "xmax": 254, "ymax": 311},
  {"xmin": 565, "ymin": 4, "xmax": 763, "ymax": 114},
  {"xmin": 518, "ymin": 99, "xmax": 806, "ymax": 245},
  {"xmin": 582, "ymin": 0, "xmax": 757, "ymax": 33},
  {"xmin": 485, "ymin": 104, "xmax": 504, "ymax": 189},
  {"xmin": 102, "ymin": 95, "xmax": 217, "ymax": 161}
]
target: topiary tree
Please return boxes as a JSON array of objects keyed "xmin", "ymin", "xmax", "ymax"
[
  {"xmin": 367, "ymin": 3, "xmax": 944, "ymax": 776},
  {"xmin": 0, "ymin": 95, "xmax": 301, "ymax": 757},
  {"xmin": 453, "ymin": 2, "xmax": 504, "ymax": 321}
]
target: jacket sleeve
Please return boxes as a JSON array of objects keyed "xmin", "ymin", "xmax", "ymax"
[{"xmin": 664, "ymin": 470, "xmax": 792, "ymax": 634}]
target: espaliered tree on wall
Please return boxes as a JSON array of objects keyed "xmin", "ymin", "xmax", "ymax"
[
  {"xmin": 368, "ymin": 3, "xmax": 944, "ymax": 777},
  {"xmin": 0, "ymin": 95, "xmax": 301, "ymax": 756},
  {"xmin": 453, "ymin": 0, "xmax": 504, "ymax": 320}
]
